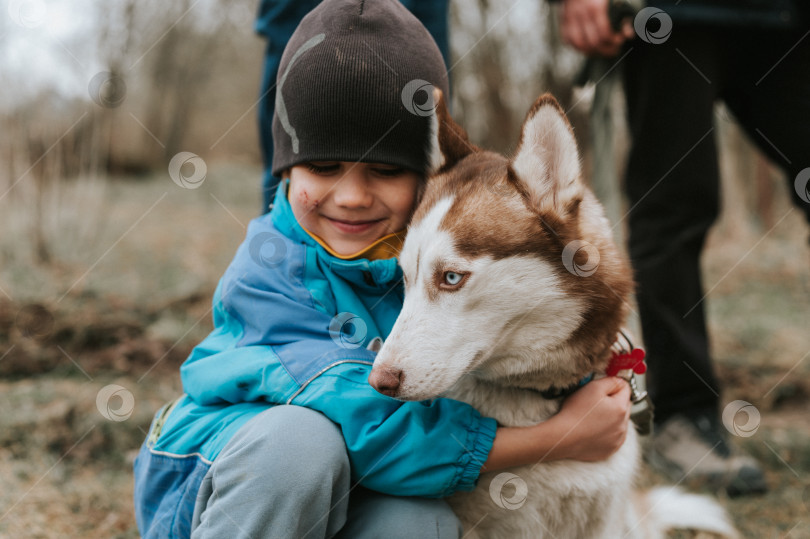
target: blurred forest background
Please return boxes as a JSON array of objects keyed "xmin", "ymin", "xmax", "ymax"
[{"xmin": 1, "ymin": 0, "xmax": 809, "ymax": 537}]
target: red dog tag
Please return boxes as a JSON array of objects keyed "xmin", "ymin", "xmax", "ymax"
[{"xmin": 606, "ymin": 348, "xmax": 646, "ymax": 376}]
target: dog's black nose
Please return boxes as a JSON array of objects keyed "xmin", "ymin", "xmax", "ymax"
[{"xmin": 368, "ymin": 366, "xmax": 403, "ymax": 397}]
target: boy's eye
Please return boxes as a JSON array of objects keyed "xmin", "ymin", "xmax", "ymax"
[{"xmin": 306, "ymin": 162, "xmax": 340, "ymax": 174}]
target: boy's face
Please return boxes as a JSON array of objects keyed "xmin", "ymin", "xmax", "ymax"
[{"xmin": 288, "ymin": 162, "xmax": 421, "ymax": 256}]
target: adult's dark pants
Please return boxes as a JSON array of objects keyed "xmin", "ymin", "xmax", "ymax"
[
  {"xmin": 255, "ymin": 0, "xmax": 451, "ymax": 212},
  {"xmin": 622, "ymin": 25, "xmax": 810, "ymax": 423}
]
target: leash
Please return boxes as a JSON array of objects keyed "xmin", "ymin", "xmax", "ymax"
[{"xmin": 574, "ymin": 0, "xmax": 642, "ymax": 241}]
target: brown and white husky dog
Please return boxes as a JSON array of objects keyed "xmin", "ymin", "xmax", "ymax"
[{"xmin": 369, "ymin": 90, "xmax": 738, "ymax": 539}]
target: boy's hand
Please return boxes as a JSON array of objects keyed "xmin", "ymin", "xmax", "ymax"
[
  {"xmin": 480, "ymin": 377, "xmax": 633, "ymax": 473},
  {"xmin": 551, "ymin": 376, "xmax": 632, "ymax": 461}
]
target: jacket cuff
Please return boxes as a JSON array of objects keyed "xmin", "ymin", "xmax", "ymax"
[{"xmin": 451, "ymin": 415, "xmax": 498, "ymax": 494}]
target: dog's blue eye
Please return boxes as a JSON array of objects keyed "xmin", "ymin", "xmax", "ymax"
[{"xmin": 444, "ymin": 272, "xmax": 463, "ymax": 285}]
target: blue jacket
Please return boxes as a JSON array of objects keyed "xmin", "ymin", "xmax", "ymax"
[{"xmin": 134, "ymin": 181, "xmax": 497, "ymax": 536}]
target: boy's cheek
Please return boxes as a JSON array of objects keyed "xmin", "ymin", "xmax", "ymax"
[
  {"xmin": 296, "ymin": 189, "xmax": 320, "ymax": 209},
  {"xmin": 288, "ymin": 175, "xmax": 321, "ymax": 214}
]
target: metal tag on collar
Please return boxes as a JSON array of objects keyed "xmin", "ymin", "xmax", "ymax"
[
  {"xmin": 611, "ymin": 330, "xmax": 654, "ymax": 435},
  {"xmin": 628, "ymin": 374, "xmax": 655, "ymax": 436}
]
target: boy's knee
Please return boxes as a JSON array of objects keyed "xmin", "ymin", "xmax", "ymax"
[
  {"xmin": 338, "ymin": 492, "xmax": 463, "ymax": 539},
  {"xmin": 193, "ymin": 407, "xmax": 351, "ymax": 538},
  {"xmin": 391, "ymin": 499, "xmax": 462, "ymax": 538},
  {"xmin": 219, "ymin": 405, "xmax": 349, "ymax": 487}
]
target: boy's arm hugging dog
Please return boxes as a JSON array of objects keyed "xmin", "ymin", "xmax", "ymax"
[{"xmin": 132, "ymin": 1, "xmax": 640, "ymax": 538}]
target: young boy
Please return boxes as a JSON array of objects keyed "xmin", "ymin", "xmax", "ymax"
[{"xmin": 133, "ymin": 1, "xmax": 632, "ymax": 538}]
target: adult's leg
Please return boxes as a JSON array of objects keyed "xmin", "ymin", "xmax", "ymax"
[
  {"xmin": 622, "ymin": 29, "xmax": 723, "ymax": 423},
  {"xmin": 256, "ymin": 0, "xmax": 321, "ymax": 212},
  {"xmin": 334, "ymin": 487, "xmax": 463, "ymax": 539},
  {"xmin": 722, "ymin": 26, "xmax": 810, "ymax": 229},
  {"xmin": 191, "ymin": 405, "xmax": 351, "ymax": 539},
  {"xmin": 400, "ymin": 0, "xmax": 451, "ymax": 68}
]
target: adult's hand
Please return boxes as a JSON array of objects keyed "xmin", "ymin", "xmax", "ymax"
[{"xmin": 560, "ymin": 0, "xmax": 635, "ymax": 57}]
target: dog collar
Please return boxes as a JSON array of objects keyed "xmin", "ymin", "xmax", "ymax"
[
  {"xmin": 538, "ymin": 332, "xmax": 647, "ymax": 401},
  {"xmin": 538, "ymin": 372, "xmax": 594, "ymax": 400}
]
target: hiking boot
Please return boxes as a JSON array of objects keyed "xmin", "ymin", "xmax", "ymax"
[{"xmin": 645, "ymin": 414, "xmax": 768, "ymax": 497}]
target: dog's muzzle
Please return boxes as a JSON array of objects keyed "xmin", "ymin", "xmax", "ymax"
[{"xmin": 368, "ymin": 365, "xmax": 403, "ymax": 398}]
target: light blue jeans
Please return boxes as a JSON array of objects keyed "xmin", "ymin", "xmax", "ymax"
[{"xmin": 190, "ymin": 405, "xmax": 463, "ymax": 538}]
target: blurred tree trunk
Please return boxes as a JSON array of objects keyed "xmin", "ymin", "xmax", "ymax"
[
  {"xmin": 96, "ymin": 0, "xmax": 137, "ymax": 175},
  {"xmin": 28, "ymin": 138, "xmax": 52, "ymax": 265},
  {"xmin": 140, "ymin": 1, "xmax": 225, "ymax": 163},
  {"xmin": 161, "ymin": 37, "xmax": 218, "ymax": 161},
  {"xmin": 540, "ymin": 7, "xmax": 574, "ymax": 106},
  {"xmin": 474, "ymin": 0, "xmax": 513, "ymax": 153}
]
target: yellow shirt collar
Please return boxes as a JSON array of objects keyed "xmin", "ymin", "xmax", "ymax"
[{"xmin": 300, "ymin": 225, "xmax": 405, "ymax": 261}]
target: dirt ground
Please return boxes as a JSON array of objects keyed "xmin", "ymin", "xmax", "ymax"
[{"xmin": 0, "ymin": 166, "xmax": 808, "ymax": 538}]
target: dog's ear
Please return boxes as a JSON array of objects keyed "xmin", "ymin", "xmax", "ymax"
[
  {"xmin": 427, "ymin": 88, "xmax": 477, "ymax": 174},
  {"xmin": 510, "ymin": 94, "xmax": 583, "ymax": 218}
]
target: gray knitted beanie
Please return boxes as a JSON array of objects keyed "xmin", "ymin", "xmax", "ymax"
[{"xmin": 271, "ymin": 0, "xmax": 450, "ymax": 177}]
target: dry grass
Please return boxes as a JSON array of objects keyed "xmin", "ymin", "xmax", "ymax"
[
  {"xmin": 0, "ymin": 162, "xmax": 258, "ymax": 537},
  {"xmin": 0, "ymin": 161, "xmax": 808, "ymax": 537}
]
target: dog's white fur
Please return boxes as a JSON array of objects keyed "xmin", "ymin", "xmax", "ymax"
[{"xmin": 371, "ymin": 93, "xmax": 738, "ymax": 538}]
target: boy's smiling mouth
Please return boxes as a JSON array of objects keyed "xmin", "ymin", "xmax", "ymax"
[{"xmin": 325, "ymin": 216, "xmax": 386, "ymax": 234}]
